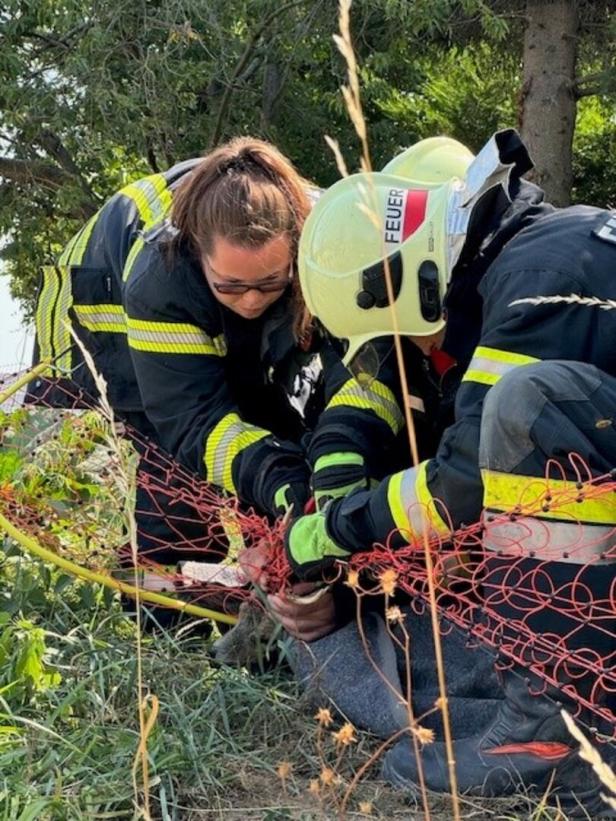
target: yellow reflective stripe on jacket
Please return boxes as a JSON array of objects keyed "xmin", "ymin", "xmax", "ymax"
[
  {"xmin": 462, "ymin": 346, "xmax": 539, "ymax": 387},
  {"xmin": 126, "ymin": 317, "xmax": 227, "ymax": 356},
  {"xmin": 327, "ymin": 377, "xmax": 403, "ymax": 434},
  {"xmin": 204, "ymin": 412, "xmax": 269, "ymax": 492},
  {"xmin": 53, "ymin": 265, "xmax": 73, "ymax": 371},
  {"xmin": 120, "ymin": 174, "xmax": 173, "ymax": 228},
  {"xmin": 73, "ymin": 304, "xmax": 127, "ymax": 334},
  {"xmin": 35, "ymin": 266, "xmax": 60, "ymax": 363},
  {"xmin": 61, "ymin": 214, "xmax": 100, "ymax": 267},
  {"xmin": 57, "ymin": 226, "xmax": 83, "ymax": 267},
  {"xmin": 122, "ymin": 235, "xmax": 144, "ymax": 282},
  {"xmin": 37, "ymin": 212, "xmax": 100, "ymax": 374},
  {"xmin": 387, "ymin": 461, "xmax": 450, "ymax": 539},
  {"xmin": 120, "ymin": 175, "xmax": 174, "ymax": 282},
  {"xmin": 482, "ymin": 469, "xmax": 616, "ymax": 526}
]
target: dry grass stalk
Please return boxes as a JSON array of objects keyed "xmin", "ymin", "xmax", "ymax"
[
  {"xmin": 68, "ymin": 326, "xmax": 153, "ymax": 821},
  {"xmin": 332, "ymin": 0, "xmax": 370, "ymax": 170},
  {"xmin": 330, "ymin": 1, "xmax": 461, "ymax": 815},
  {"xmin": 561, "ymin": 710, "xmax": 616, "ymax": 810},
  {"xmin": 333, "ymin": 0, "xmax": 367, "ymax": 147},
  {"xmin": 324, "ymin": 135, "xmax": 349, "ymax": 177}
]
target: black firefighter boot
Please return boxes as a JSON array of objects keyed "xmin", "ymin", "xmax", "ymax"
[
  {"xmin": 382, "ymin": 557, "xmax": 616, "ymax": 818},
  {"xmin": 382, "ymin": 666, "xmax": 615, "ymax": 818}
]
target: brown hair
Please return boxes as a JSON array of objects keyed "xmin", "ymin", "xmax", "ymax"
[{"xmin": 172, "ymin": 137, "xmax": 313, "ymax": 340}]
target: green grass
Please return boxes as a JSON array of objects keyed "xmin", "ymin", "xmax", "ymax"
[
  {"xmin": 0, "ymin": 408, "xmax": 582, "ymax": 817},
  {"xmin": 0, "ymin": 538, "xmax": 590, "ymax": 820}
]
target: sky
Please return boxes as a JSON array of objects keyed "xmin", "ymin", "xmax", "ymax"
[{"xmin": 0, "ymin": 275, "xmax": 33, "ymax": 371}]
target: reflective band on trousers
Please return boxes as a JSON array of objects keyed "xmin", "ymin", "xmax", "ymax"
[
  {"xmin": 462, "ymin": 346, "xmax": 539, "ymax": 387},
  {"xmin": 483, "ymin": 515, "xmax": 616, "ymax": 565},
  {"xmin": 327, "ymin": 377, "xmax": 403, "ymax": 434},
  {"xmin": 204, "ymin": 412, "xmax": 269, "ymax": 492},
  {"xmin": 73, "ymin": 304, "xmax": 126, "ymax": 333},
  {"xmin": 387, "ymin": 461, "xmax": 451, "ymax": 540},
  {"xmin": 482, "ymin": 468, "xmax": 616, "ymax": 565},
  {"xmin": 482, "ymin": 469, "xmax": 616, "ymax": 526},
  {"xmin": 127, "ymin": 317, "xmax": 227, "ymax": 356}
]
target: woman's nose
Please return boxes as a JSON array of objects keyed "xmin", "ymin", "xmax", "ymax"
[{"xmin": 241, "ymin": 288, "xmax": 266, "ymax": 310}]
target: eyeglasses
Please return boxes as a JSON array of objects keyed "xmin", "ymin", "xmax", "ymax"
[
  {"xmin": 211, "ymin": 277, "xmax": 291, "ymax": 295},
  {"xmin": 207, "ymin": 263, "xmax": 293, "ymax": 295}
]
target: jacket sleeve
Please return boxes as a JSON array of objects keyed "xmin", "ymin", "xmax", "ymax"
[
  {"xmin": 124, "ymin": 259, "xmax": 309, "ymax": 516},
  {"xmin": 306, "ymin": 267, "xmax": 591, "ymax": 562},
  {"xmin": 306, "ymin": 335, "xmax": 405, "ymax": 506}
]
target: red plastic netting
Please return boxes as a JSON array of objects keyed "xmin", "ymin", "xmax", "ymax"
[
  {"xmin": 0, "ymin": 367, "xmax": 285, "ymax": 618},
  {"xmin": 1, "ymin": 366, "xmax": 615, "ymax": 739}
]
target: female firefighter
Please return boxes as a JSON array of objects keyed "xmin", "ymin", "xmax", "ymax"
[{"xmin": 29, "ymin": 138, "xmax": 406, "ymax": 615}]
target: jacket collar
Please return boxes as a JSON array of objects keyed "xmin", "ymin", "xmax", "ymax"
[{"xmin": 443, "ymin": 178, "xmax": 553, "ymax": 369}]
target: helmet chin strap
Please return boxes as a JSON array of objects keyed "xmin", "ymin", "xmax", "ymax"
[{"xmin": 446, "ymin": 132, "xmax": 520, "ymax": 279}]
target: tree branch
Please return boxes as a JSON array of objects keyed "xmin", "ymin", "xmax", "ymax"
[
  {"xmin": 209, "ymin": 0, "xmax": 305, "ymax": 147},
  {"xmin": 23, "ymin": 22, "xmax": 94, "ymax": 55},
  {"xmin": 36, "ymin": 129, "xmax": 98, "ymax": 202},
  {"xmin": 0, "ymin": 156, "xmax": 70, "ymax": 187},
  {"xmin": 574, "ymin": 67, "xmax": 616, "ymax": 99},
  {"xmin": 0, "ymin": 156, "xmax": 97, "ymax": 218}
]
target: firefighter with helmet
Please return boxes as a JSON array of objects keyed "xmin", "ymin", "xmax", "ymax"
[{"xmin": 244, "ymin": 129, "xmax": 616, "ymax": 815}]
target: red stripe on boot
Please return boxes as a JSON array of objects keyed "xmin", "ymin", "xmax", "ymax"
[{"xmin": 485, "ymin": 742, "xmax": 572, "ymax": 761}]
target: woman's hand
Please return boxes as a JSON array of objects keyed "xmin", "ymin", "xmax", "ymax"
[{"xmin": 267, "ymin": 582, "xmax": 336, "ymax": 642}]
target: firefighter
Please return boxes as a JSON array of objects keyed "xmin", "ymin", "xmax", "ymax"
[
  {"xmin": 28, "ymin": 138, "xmax": 407, "ymax": 616},
  {"xmin": 256, "ymin": 130, "xmax": 616, "ymax": 814}
]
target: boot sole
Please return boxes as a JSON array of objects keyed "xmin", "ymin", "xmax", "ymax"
[{"xmin": 381, "ymin": 754, "xmax": 616, "ymax": 819}]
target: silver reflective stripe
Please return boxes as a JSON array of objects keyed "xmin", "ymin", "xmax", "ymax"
[
  {"xmin": 210, "ymin": 418, "xmax": 246, "ymax": 486},
  {"xmin": 363, "ymin": 382, "xmax": 403, "ymax": 430},
  {"xmin": 398, "ymin": 468, "xmax": 425, "ymax": 534},
  {"xmin": 73, "ymin": 307, "xmax": 126, "ymax": 333},
  {"xmin": 128, "ymin": 327, "xmax": 210, "ymax": 345},
  {"xmin": 467, "ymin": 356, "xmax": 518, "ymax": 378},
  {"xmin": 135, "ymin": 178, "xmax": 168, "ymax": 224},
  {"xmin": 482, "ymin": 513, "xmax": 616, "ymax": 565},
  {"xmin": 329, "ymin": 377, "xmax": 403, "ymax": 433}
]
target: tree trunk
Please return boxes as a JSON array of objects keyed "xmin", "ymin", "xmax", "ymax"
[{"xmin": 519, "ymin": 0, "xmax": 579, "ymax": 206}]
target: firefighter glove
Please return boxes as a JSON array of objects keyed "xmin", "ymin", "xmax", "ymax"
[{"xmin": 285, "ymin": 510, "xmax": 351, "ymax": 579}]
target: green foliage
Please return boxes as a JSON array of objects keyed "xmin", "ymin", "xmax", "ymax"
[
  {"xmin": 0, "ymin": 407, "xmax": 130, "ymax": 569},
  {"xmin": 0, "ymin": 0, "xmax": 510, "ymax": 309},
  {"xmin": 0, "ymin": 616, "xmax": 61, "ymax": 706},
  {"xmin": 1, "ymin": 0, "xmax": 615, "ymax": 313},
  {"xmin": 573, "ymin": 96, "xmax": 616, "ymax": 208}
]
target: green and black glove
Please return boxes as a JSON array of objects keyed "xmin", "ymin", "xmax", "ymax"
[
  {"xmin": 285, "ymin": 509, "xmax": 351, "ymax": 579},
  {"xmin": 251, "ymin": 443, "xmax": 311, "ymax": 518},
  {"xmin": 311, "ymin": 451, "xmax": 369, "ymax": 511},
  {"xmin": 272, "ymin": 479, "xmax": 311, "ymax": 517}
]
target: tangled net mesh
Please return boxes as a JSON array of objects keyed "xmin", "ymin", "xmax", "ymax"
[
  {"xmin": 1, "ymin": 366, "xmax": 615, "ymax": 741},
  {"xmin": 0, "ymin": 366, "xmax": 285, "ymax": 619}
]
